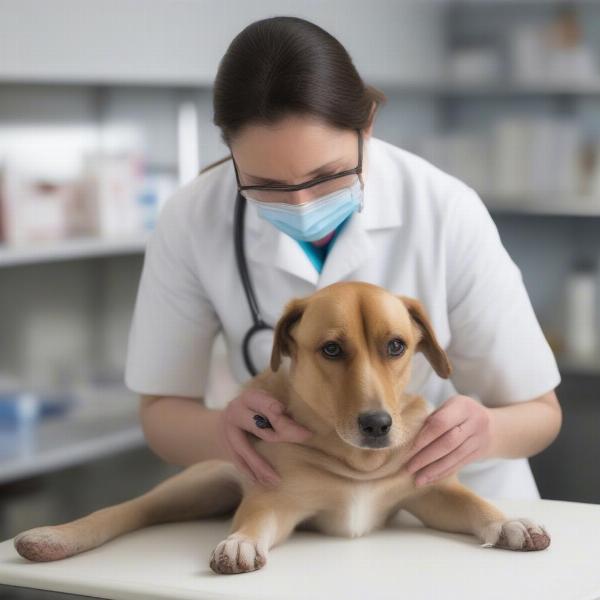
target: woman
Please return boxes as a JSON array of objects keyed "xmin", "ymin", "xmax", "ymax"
[{"xmin": 125, "ymin": 16, "xmax": 562, "ymax": 500}]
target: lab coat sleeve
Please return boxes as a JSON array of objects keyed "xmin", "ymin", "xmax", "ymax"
[
  {"xmin": 124, "ymin": 195, "xmax": 221, "ymax": 399},
  {"xmin": 444, "ymin": 184, "xmax": 561, "ymax": 407}
]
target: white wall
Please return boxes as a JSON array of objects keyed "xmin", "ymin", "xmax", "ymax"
[{"xmin": 0, "ymin": 0, "xmax": 445, "ymax": 85}]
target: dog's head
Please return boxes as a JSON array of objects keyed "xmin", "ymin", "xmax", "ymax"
[{"xmin": 270, "ymin": 281, "xmax": 452, "ymax": 449}]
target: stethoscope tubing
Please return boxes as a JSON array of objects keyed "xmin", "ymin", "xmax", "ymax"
[{"xmin": 234, "ymin": 191, "xmax": 275, "ymax": 378}]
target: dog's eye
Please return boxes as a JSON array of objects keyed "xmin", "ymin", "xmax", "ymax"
[
  {"xmin": 322, "ymin": 342, "xmax": 342, "ymax": 358},
  {"xmin": 388, "ymin": 338, "xmax": 406, "ymax": 357}
]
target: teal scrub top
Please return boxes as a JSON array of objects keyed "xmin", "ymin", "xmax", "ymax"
[{"xmin": 295, "ymin": 214, "xmax": 352, "ymax": 273}]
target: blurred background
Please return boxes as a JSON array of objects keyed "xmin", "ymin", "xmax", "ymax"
[{"xmin": 1, "ymin": 0, "xmax": 599, "ymax": 563}]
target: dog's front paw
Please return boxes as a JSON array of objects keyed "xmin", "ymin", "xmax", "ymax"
[
  {"xmin": 480, "ymin": 518, "xmax": 550, "ymax": 551},
  {"xmin": 209, "ymin": 533, "xmax": 267, "ymax": 574}
]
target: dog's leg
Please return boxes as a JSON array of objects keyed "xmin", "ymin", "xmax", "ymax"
[
  {"xmin": 398, "ymin": 477, "xmax": 550, "ymax": 551},
  {"xmin": 14, "ymin": 459, "xmax": 243, "ymax": 562},
  {"xmin": 209, "ymin": 490, "xmax": 312, "ymax": 575}
]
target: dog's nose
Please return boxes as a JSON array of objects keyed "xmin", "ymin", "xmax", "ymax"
[{"xmin": 357, "ymin": 410, "xmax": 392, "ymax": 438}]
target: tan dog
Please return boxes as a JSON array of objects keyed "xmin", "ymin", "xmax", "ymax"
[{"xmin": 14, "ymin": 281, "xmax": 550, "ymax": 574}]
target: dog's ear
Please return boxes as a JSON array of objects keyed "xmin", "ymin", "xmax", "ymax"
[
  {"xmin": 270, "ymin": 297, "xmax": 308, "ymax": 372},
  {"xmin": 398, "ymin": 295, "xmax": 452, "ymax": 379}
]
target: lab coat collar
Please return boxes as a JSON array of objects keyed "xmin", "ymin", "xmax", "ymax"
[{"xmin": 239, "ymin": 136, "xmax": 404, "ymax": 288}]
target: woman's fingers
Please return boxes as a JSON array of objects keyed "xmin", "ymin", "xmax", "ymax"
[
  {"xmin": 228, "ymin": 425, "xmax": 281, "ymax": 485},
  {"xmin": 242, "ymin": 391, "xmax": 312, "ymax": 442},
  {"xmin": 243, "ymin": 389, "xmax": 284, "ymax": 416},
  {"xmin": 221, "ymin": 390, "xmax": 311, "ymax": 487}
]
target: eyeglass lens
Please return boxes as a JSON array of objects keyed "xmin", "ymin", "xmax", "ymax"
[{"xmin": 240, "ymin": 173, "xmax": 360, "ymax": 204}]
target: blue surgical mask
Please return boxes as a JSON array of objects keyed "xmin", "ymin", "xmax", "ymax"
[{"xmin": 246, "ymin": 178, "xmax": 364, "ymax": 242}]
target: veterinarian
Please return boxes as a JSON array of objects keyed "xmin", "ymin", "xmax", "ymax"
[{"xmin": 125, "ymin": 16, "xmax": 563, "ymax": 501}]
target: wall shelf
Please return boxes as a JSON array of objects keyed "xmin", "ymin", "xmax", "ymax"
[
  {"xmin": 0, "ymin": 234, "xmax": 150, "ymax": 268},
  {"xmin": 0, "ymin": 384, "xmax": 146, "ymax": 485},
  {"xmin": 383, "ymin": 80, "xmax": 600, "ymax": 97},
  {"xmin": 557, "ymin": 352, "xmax": 600, "ymax": 377},
  {"xmin": 484, "ymin": 196, "xmax": 600, "ymax": 218},
  {"xmin": 6, "ymin": 77, "xmax": 600, "ymax": 97},
  {"xmin": 0, "ymin": 192, "xmax": 597, "ymax": 271}
]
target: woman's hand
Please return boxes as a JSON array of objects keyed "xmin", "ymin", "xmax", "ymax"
[
  {"xmin": 403, "ymin": 394, "xmax": 495, "ymax": 487},
  {"xmin": 217, "ymin": 388, "xmax": 313, "ymax": 488}
]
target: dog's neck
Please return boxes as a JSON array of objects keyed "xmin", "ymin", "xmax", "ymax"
[
  {"xmin": 250, "ymin": 363, "xmax": 426, "ymax": 479},
  {"xmin": 286, "ymin": 389, "xmax": 426, "ymax": 477}
]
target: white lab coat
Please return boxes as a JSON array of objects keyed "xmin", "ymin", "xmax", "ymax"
[{"xmin": 124, "ymin": 135, "xmax": 562, "ymax": 502}]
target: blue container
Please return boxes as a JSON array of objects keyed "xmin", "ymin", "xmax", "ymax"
[
  {"xmin": 0, "ymin": 392, "xmax": 40, "ymax": 426},
  {"xmin": 0, "ymin": 390, "xmax": 75, "ymax": 429}
]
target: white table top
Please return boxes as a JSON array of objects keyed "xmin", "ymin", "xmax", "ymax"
[{"xmin": 0, "ymin": 497, "xmax": 599, "ymax": 600}]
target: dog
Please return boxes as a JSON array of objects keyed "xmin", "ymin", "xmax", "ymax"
[{"xmin": 13, "ymin": 281, "xmax": 550, "ymax": 574}]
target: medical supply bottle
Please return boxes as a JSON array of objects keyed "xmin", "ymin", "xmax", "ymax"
[{"xmin": 564, "ymin": 257, "xmax": 598, "ymax": 360}]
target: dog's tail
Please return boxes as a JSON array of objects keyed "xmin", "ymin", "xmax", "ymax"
[{"xmin": 13, "ymin": 459, "xmax": 243, "ymax": 562}]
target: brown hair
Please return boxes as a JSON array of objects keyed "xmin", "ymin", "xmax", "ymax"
[{"xmin": 199, "ymin": 16, "xmax": 387, "ymax": 176}]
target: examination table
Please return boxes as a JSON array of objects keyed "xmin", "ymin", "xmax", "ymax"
[{"xmin": 0, "ymin": 497, "xmax": 599, "ymax": 600}]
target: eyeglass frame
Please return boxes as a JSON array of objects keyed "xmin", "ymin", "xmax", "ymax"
[{"xmin": 231, "ymin": 128, "xmax": 364, "ymax": 195}]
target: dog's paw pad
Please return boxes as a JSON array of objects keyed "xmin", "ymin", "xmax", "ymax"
[
  {"xmin": 14, "ymin": 527, "xmax": 76, "ymax": 562},
  {"xmin": 481, "ymin": 518, "xmax": 550, "ymax": 552},
  {"xmin": 209, "ymin": 534, "xmax": 267, "ymax": 574}
]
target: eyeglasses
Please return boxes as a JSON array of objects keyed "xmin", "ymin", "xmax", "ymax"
[{"xmin": 231, "ymin": 128, "xmax": 363, "ymax": 204}]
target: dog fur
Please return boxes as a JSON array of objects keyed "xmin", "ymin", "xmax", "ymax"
[{"xmin": 13, "ymin": 281, "xmax": 550, "ymax": 574}]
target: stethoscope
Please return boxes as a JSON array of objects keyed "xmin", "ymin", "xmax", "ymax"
[
  {"xmin": 233, "ymin": 190, "xmax": 276, "ymax": 432},
  {"xmin": 233, "ymin": 189, "xmax": 274, "ymax": 379}
]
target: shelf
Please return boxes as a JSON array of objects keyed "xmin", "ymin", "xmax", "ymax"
[
  {"xmin": 557, "ymin": 352, "xmax": 600, "ymax": 377},
  {"xmin": 0, "ymin": 234, "xmax": 150, "ymax": 267},
  {"xmin": 0, "ymin": 74, "xmax": 215, "ymax": 88},
  {"xmin": 382, "ymin": 80, "xmax": 600, "ymax": 97},
  {"xmin": 0, "ymin": 194, "xmax": 598, "ymax": 270},
  {"xmin": 484, "ymin": 195, "xmax": 600, "ymax": 217},
  {"xmin": 452, "ymin": 0, "xmax": 600, "ymax": 6},
  {"xmin": 0, "ymin": 384, "xmax": 146, "ymax": 485},
  {"xmin": 6, "ymin": 77, "xmax": 600, "ymax": 97}
]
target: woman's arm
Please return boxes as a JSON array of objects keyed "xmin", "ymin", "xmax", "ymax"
[
  {"xmin": 139, "ymin": 395, "xmax": 231, "ymax": 466},
  {"xmin": 482, "ymin": 390, "xmax": 563, "ymax": 460}
]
